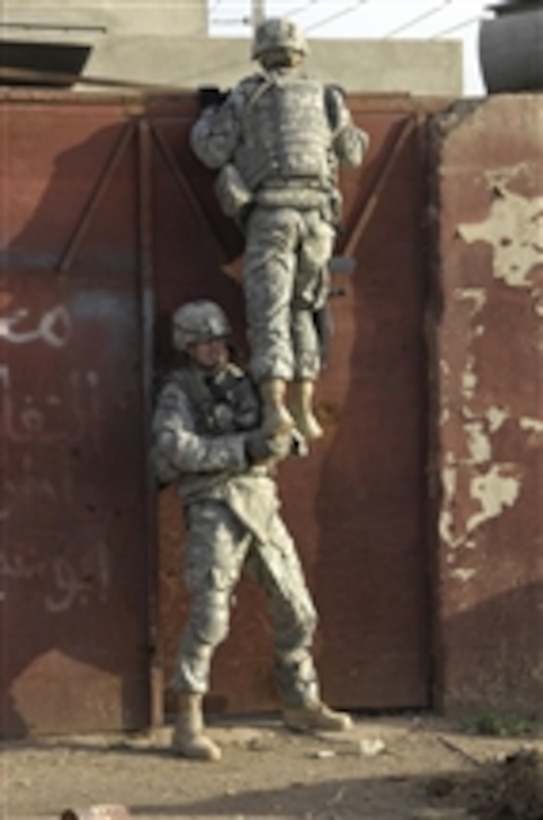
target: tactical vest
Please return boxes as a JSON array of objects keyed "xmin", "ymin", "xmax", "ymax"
[
  {"xmin": 171, "ymin": 363, "xmax": 261, "ymax": 437},
  {"xmin": 234, "ymin": 74, "xmax": 333, "ymax": 192}
]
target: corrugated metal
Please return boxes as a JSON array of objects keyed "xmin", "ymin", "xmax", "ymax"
[{"xmin": 0, "ymin": 96, "xmax": 152, "ymax": 736}]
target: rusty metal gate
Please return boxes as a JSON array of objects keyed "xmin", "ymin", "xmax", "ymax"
[
  {"xmin": 1, "ymin": 92, "xmax": 431, "ymax": 736},
  {"xmin": 149, "ymin": 94, "xmax": 431, "ymax": 715},
  {"xmin": 0, "ymin": 95, "xmax": 153, "ymax": 736}
]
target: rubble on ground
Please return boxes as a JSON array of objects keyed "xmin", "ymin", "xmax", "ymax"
[{"xmin": 427, "ymin": 748, "xmax": 543, "ymax": 819}]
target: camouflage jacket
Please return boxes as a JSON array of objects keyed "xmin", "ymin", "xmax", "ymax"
[
  {"xmin": 151, "ymin": 363, "xmax": 280, "ymax": 538},
  {"xmin": 190, "ymin": 67, "xmax": 369, "ymax": 212}
]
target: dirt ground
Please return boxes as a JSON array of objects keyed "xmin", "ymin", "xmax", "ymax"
[{"xmin": 2, "ymin": 714, "xmax": 543, "ymax": 820}]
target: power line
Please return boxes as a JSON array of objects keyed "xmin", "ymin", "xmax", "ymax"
[
  {"xmin": 432, "ymin": 14, "xmax": 486, "ymax": 38},
  {"xmin": 384, "ymin": 1, "xmax": 453, "ymax": 38},
  {"xmin": 287, "ymin": 2, "xmax": 318, "ymax": 19},
  {"xmin": 304, "ymin": 0, "xmax": 368, "ymax": 33}
]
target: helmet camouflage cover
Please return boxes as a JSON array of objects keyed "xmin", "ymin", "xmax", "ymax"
[
  {"xmin": 251, "ymin": 17, "xmax": 309, "ymax": 60},
  {"xmin": 172, "ymin": 300, "xmax": 231, "ymax": 352}
]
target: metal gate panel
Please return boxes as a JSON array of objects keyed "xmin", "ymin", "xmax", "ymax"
[
  {"xmin": 148, "ymin": 96, "xmax": 430, "ymax": 714},
  {"xmin": 1, "ymin": 97, "xmax": 151, "ymax": 736}
]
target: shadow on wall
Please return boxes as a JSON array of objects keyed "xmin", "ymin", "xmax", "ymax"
[
  {"xmin": 439, "ymin": 581, "xmax": 543, "ymax": 722},
  {"xmin": 0, "ymin": 98, "xmax": 250, "ymax": 737},
  {"xmin": 0, "ymin": 118, "xmax": 153, "ymax": 738}
]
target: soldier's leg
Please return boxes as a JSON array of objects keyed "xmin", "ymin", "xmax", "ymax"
[
  {"xmin": 248, "ymin": 512, "xmax": 352, "ymax": 732},
  {"xmin": 243, "ymin": 207, "xmax": 302, "ymax": 433},
  {"xmin": 289, "ymin": 211, "xmax": 336, "ymax": 439},
  {"xmin": 172, "ymin": 501, "xmax": 251, "ymax": 760}
]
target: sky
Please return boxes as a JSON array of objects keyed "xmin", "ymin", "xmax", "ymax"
[{"xmin": 208, "ymin": 1, "xmax": 493, "ymax": 95}]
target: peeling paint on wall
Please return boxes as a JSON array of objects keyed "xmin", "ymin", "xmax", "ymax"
[
  {"xmin": 461, "ymin": 354, "xmax": 478, "ymax": 400},
  {"xmin": 439, "ymin": 460, "xmax": 459, "ymax": 550},
  {"xmin": 434, "ymin": 96, "xmax": 543, "ymax": 720},
  {"xmin": 465, "ymin": 421, "xmax": 492, "ymax": 464},
  {"xmin": 519, "ymin": 416, "xmax": 543, "ymax": 447},
  {"xmin": 467, "ymin": 464, "xmax": 522, "ymax": 533},
  {"xmin": 486, "ymin": 406, "xmax": 510, "ymax": 433},
  {"xmin": 451, "ymin": 568, "xmax": 476, "ymax": 583},
  {"xmin": 455, "ymin": 287, "xmax": 487, "ymax": 316},
  {"xmin": 519, "ymin": 416, "xmax": 543, "ymax": 434},
  {"xmin": 458, "ymin": 187, "xmax": 543, "ymax": 288},
  {"xmin": 439, "ymin": 457, "xmax": 523, "ymax": 557}
]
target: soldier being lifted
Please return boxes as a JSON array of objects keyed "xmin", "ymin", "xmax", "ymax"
[
  {"xmin": 152, "ymin": 300, "xmax": 352, "ymax": 762},
  {"xmin": 190, "ymin": 17, "xmax": 369, "ymax": 440}
]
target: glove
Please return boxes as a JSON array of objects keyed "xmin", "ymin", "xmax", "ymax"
[
  {"xmin": 197, "ymin": 86, "xmax": 230, "ymax": 109},
  {"xmin": 245, "ymin": 430, "xmax": 293, "ymax": 466}
]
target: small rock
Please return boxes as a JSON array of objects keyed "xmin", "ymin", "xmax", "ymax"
[
  {"xmin": 311, "ymin": 749, "xmax": 336, "ymax": 759},
  {"xmin": 60, "ymin": 806, "xmax": 131, "ymax": 819},
  {"xmin": 358, "ymin": 738, "xmax": 386, "ymax": 757}
]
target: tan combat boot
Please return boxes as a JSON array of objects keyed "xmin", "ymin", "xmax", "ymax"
[
  {"xmin": 289, "ymin": 380, "xmax": 323, "ymax": 440},
  {"xmin": 171, "ymin": 693, "xmax": 222, "ymax": 761},
  {"xmin": 283, "ymin": 701, "xmax": 353, "ymax": 733},
  {"xmin": 260, "ymin": 378, "xmax": 295, "ymax": 434}
]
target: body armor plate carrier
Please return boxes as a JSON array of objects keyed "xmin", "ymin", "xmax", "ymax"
[{"xmin": 234, "ymin": 75, "xmax": 333, "ymax": 193}]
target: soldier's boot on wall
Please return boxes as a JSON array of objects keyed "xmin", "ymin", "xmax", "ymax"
[
  {"xmin": 171, "ymin": 693, "xmax": 222, "ymax": 762},
  {"xmin": 260, "ymin": 378, "xmax": 295, "ymax": 434},
  {"xmin": 289, "ymin": 380, "xmax": 323, "ymax": 440},
  {"xmin": 283, "ymin": 701, "xmax": 353, "ymax": 733}
]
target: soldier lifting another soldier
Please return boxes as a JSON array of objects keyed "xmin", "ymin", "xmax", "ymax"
[
  {"xmin": 190, "ymin": 17, "xmax": 369, "ymax": 441},
  {"xmin": 151, "ymin": 300, "xmax": 353, "ymax": 762}
]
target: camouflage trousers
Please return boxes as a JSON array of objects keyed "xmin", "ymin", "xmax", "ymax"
[
  {"xmin": 174, "ymin": 497, "xmax": 320, "ymax": 707},
  {"xmin": 243, "ymin": 206, "xmax": 336, "ymax": 383}
]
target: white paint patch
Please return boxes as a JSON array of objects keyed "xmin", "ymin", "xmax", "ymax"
[
  {"xmin": 467, "ymin": 464, "xmax": 522, "ymax": 533},
  {"xmin": 486, "ymin": 406, "xmax": 510, "ymax": 433},
  {"xmin": 440, "ymin": 406, "xmax": 451, "ymax": 426},
  {"xmin": 519, "ymin": 416, "xmax": 543, "ymax": 434},
  {"xmin": 465, "ymin": 421, "xmax": 492, "ymax": 464},
  {"xmin": 484, "ymin": 163, "xmax": 532, "ymax": 191},
  {"xmin": 519, "ymin": 415, "xmax": 543, "ymax": 447},
  {"xmin": 439, "ymin": 463, "xmax": 459, "ymax": 548},
  {"xmin": 440, "ymin": 359, "xmax": 451, "ymax": 378},
  {"xmin": 451, "ymin": 568, "xmax": 476, "ymax": 583},
  {"xmin": 458, "ymin": 189, "xmax": 543, "ymax": 288},
  {"xmin": 461, "ymin": 354, "xmax": 478, "ymax": 400},
  {"xmin": 454, "ymin": 287, "xmax": 487, "ymax": 316}
]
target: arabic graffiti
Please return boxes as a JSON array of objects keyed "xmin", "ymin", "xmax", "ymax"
[
  {"xmin": 0, "ymin": 304, "xmax": 72, "ymax": 347},
  {"xmin": 1, "ymin": 450, "xmax": 75, "ymax": 524},
  {"xmin": 0, "ymin": 540, "xmax": 112, "ymax": 614},
  {"xmin": 0, "ymin": 365, "xmax": 102, "ymax": 444}
]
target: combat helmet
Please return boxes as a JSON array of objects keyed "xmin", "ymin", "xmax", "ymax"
[
  {"xmin": 172, "ymin": 300, "xmax": 231, "ymax": 352},
  {"xmin": 251, "ymin": 17, "xmax": 309, "ymax": 61}
]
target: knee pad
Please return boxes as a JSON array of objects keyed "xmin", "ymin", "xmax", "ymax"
[{"xmin": 192, "ymin": 589, "xmax": 231, "ymax": 647}]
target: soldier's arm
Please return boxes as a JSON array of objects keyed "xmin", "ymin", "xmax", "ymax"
[
  {"xmin": 189, "ymin": 76, "xmax": 262, "ymax": 170},
  {"xmin": 326, "ymin": 85, "xmax": 370, "ymax": 168},
  {"xmin": 151, "ymin": 381, "xmax": 247, "ymax": 479},
  {"xmin": 189, "ymin": 80, "xmax": 251, "ymax": 170}
]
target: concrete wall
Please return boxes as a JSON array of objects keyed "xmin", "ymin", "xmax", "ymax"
[
  {"xmin": 87, "ymin": 37, "xmax": 463, "ymax": 96},
  {"xmin": 2, "ymin": 1, "xmax": 463, "ymax": 95},
  {"xmin": 430, "ymin": 95, "xmax": 543, "ymax": 721},
  {"xmin": 2, "ymin": 0, "xmax": 207, "ymax": 36}
]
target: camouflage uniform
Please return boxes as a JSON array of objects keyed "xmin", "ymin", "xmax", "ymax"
[
  {"xmin": 190, "ymin": 21, "xmax": 369, "ymax": 387},
  {"xmin": 152, "ymin": 343, "xmax": 320, "ymax": 706}
]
